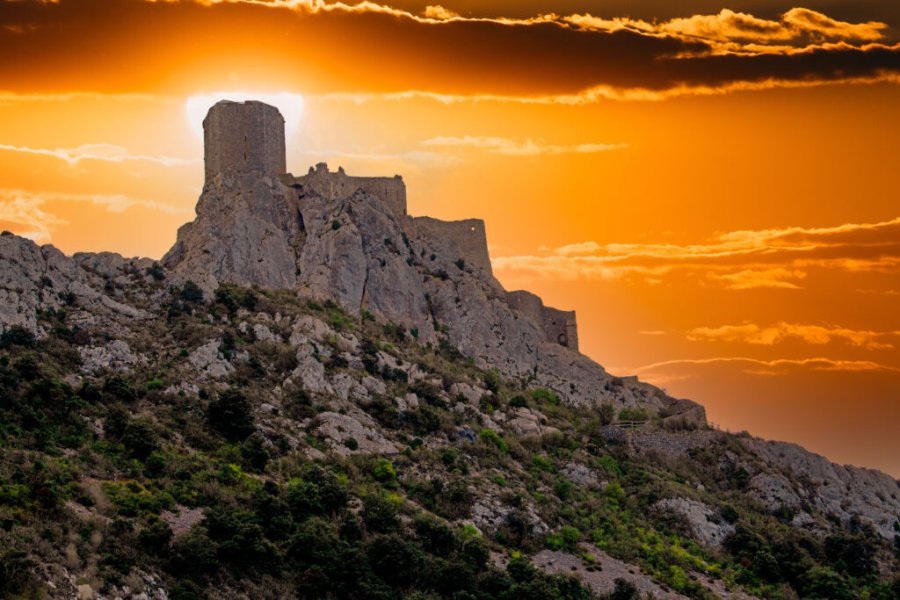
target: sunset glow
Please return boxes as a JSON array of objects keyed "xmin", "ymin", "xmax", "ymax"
[{"xmin": 1, "ymin": 0, "xmax": 898, "ymax": 475}]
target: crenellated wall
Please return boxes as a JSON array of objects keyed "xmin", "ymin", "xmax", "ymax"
[
  {"xmin": 507, "ymin": 290, "xmax": 579, "ymax": 351},
  {"xmin": 409, "ymin": 216, "xmax": 493, "ymax": 275},
  {"xmin": 204, "ymin": 100, "xmax": 285, "ymax": 183},
  {"xmin": 282, "ymin": 163, "xmax": 407, "ymax": 217}
]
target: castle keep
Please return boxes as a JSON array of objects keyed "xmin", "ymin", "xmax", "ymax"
[
  {"xmin": 204, "ymin": 100, "xmax": 286, "ymax": 181},
  {"xmin": 203, "ymin": 99, "xmax": 578, "ymax": 351}
]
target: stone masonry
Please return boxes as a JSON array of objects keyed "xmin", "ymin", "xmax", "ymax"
[{"xmin": 204, "ymin": 100, "xmax": 286, "ymax": 182}]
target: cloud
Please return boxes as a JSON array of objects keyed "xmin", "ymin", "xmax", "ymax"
[
  {"xmin": 492, "ymin": 215, "xmax": 900, "ymax": 288},
  {"xmin": 633, "ymin": 356, "xmax": 900, "ymax": 375},
  {"xmin": 0, "ymin": 188, "xmax": 187, "ymax": 242},
  {"xmin": 422, "ymin": 5, "xmax": 457, "ymax": 21},
  {"xmin": 567, "ymin": 8, "xmax": 888, "ymax": 48},
  {"xmin": 710, "ymin": 268, "xmax": 807, "ymax": 290},
  {"xmin": 422, "ymin": 136, "xmax": 625, "ymax": 156},
  {"xmin": 1, "ymin": 1, "xmax": 898, "ymax": 101},
  {"xmin": 783, "ymin": 8, "xmax": 888, "ymax": 42},
  {"xmin": 0, "ymin": 143, "xmax": 198, "ymax": 167},
  {"xmin": 686, "ymin": 322, "xmax": 900, "ymax": 350}
]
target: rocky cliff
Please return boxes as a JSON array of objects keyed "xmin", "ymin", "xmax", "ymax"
[{"xmin": 161, "ymin": 166, "xmax": 701, "ymax": 423}]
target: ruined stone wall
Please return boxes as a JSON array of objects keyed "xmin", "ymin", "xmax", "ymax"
[
  {"xmin": 506, "ymin": 290, "xmax": 544, "ymax": 325},
  {"xmin": 507, "ymin": 290, "xmax": 579, "ymax": 351},
  {"xmin": 542, "ymin": 306, "xmax": 579, "ymax": 351},
  {"xmin": 204, "ymin": 101, "xmax": 286, "ymax": 182},
  {"xmin": 409, "ymin": 216, "xmax": 492, "ymax": 275},
  {"xmin": 284, "ymin": 163, "xmax": 407, "ymax": 217}
]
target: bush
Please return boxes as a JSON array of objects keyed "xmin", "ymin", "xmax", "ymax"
[
  {"xmin": 598, "ymin": 403, "xmax": 615, "ymax": 426},
  {"xmin": 104, "ymin": 375, "xmax": 137, "ymax": 403},
  {"xmin": 146, "ymin": 263, "xmax": 166, "ymax": 281},
  {"xmin": 122, "ymin": 419, "xmax": 160, "ymax": 460},
  {"xmin": 530, "ymin": 388, "xmax": 559, "ymax": 406},
  {"xmin": 509, "ymin": 395, "xmax": 528, "ymax": 408},
  {"xmin": 610, "ymin": 578, "xmax": 639, "ymax": 600},
  {"xmin": 362, "ymin": 494, "xmax": 400, "ymax": 533},
  {"xmin": 479, "ymin": 428, "xmax": 509, "ymax": 454},
  {"xmin": 373, "ymin": 458, "xmax": 397, "ymax": 483},
  {"xmin": 618, "ymin": 407, "xmax": 648, "ymax": 422},
  {"xmin": 179, "ymin": 280, "xmax": 204, "ymax": 304},
  {"xmin": 287, "ymin": 465, "xmax": 348, "ymax": 518},
  {"xmin": 367, "ymin": 534, "xmax": 423, "ymax": 587},
  {"xmin": 207, "ymin": 388, "xmax": 255, "ymax": 441},
  {"xmin": 0, "ymin": 325, "xmax": 36, "ymax": 349}
]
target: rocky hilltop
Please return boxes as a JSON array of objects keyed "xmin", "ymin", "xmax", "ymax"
[{"xmin": 0, "ymin": 101, "xmax": 897, "ymax": 599}]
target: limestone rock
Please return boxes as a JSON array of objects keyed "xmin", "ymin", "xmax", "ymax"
[
  {"xmin": 78, "ymin": 340, "xmax": 143, "ymax": 375},
  {"xmin": 655, "ymin": 497, "xmax": 735, "ymax": 548},
  {"xmin": 188, "ymin": 340, "xmax": 234, "ymax": 379},
  {"xmin": 313, "ymin": 412, "xmax": 398, "ymax": 456},
  {"xmin": 743, "ymin": 438, "xmax": 900, "ymax": 538}
]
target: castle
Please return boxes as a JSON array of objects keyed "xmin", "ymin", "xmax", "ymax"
[{"xmin": 203, "ymin": 100, "xmax": 579, "ymax": 351}]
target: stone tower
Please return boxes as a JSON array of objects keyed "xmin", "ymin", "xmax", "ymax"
[{"xmin": 203, "ymin": 100, "xmax": 286, "ymax": 183}]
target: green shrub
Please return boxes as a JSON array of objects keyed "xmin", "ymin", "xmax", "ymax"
[
  {"xmin": 122, "ymin": 419, "xmax": 160, "ymax": 460},
  {"xmin": 530, "ymin": 388, "xmax": 559, "ymax": 405},
  {"xmin": 618, "ymin": 407, "xmax": 648, "ymax": 421},
  {"xmin": 373, "ymin": 458, "xmax": 397, "ymax": 483},
  {"xmin": 179, "ymin": 280, "xmax": 204, "ymax": 303},
  {"xmin": 479, "ymin": 428, "xmax": 509, "ymax": 454},
  {"xmin": 207, "ymin": 388, "xmax": 255, "ymax": 441},
  {"xmin": 509, "ymin": 395, "xmax": 528, "ymax": 408},
  {"xmin": 0, "ymin": 325, "xmax": 36, "ymax": 349},
  {"xmin": 598, "ymin": 402, "xmax": 615, "ymax": 426}
]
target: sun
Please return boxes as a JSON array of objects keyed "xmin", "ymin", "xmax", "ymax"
[{"xmin": 185, "ymin": 91, "xmax": 304, "ymax": 139}]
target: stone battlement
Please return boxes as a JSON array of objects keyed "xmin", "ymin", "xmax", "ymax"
[
  {"xmin": 281, "ymin": 162, "xmax": 407, "ymax": 218},
  {"xmin": 408, "ymin": 216, "xmax": 492, "ymax": 275},
  {"xmin": 204, "ymin": 100, "xmax": 285, "ymax": 182},
  {"xmin": 507, "ymin": 290, "xmax": 579, "ymax": 351}
]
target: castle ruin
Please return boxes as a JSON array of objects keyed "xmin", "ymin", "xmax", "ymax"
[
  {"xmin": 203, "ymin": 99, "xmax": 578, "ymax": 351},
  {"xmin": 204, "ymin": 100, "xmax": 286, "ymax": 181}
]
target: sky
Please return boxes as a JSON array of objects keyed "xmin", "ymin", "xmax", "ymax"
[{"xmin": 0, "ymin": 0, "xmax": 898, "ymax": 476}]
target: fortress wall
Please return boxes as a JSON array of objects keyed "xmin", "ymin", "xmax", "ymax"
[
  {"xmin": 410, "ymin": 216, "xmax": 492, "ymax": 275},
  {"xmin": 542, "ymin": 306, "xmax": 579, "ymax": 351},
  {"xmin": 204, "ymin": 101, "xmax": 285, "ymax": 182},
  {"xmin": 506, "ymin": 290, "xmax": 545, "ymax": 325},
  {"xmin": 285, "ymin": 164, "xmax": 407, "ymax": 217},
  {"xmin": 354, "ymin": 177, "xmax": 407, "ymax": 217},
  {"xmin": 506, "ymin": 290, "xmax": 580, "ymax": 351}
]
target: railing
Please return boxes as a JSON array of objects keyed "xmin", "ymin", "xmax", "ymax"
[{"xmin": 616, "ymin": 420, "xmax": 647, "ymax": 431}]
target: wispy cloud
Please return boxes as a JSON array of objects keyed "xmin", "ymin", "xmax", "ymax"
[
  {"xmin": 151, "ymin": 3, "xmax": 890, "ymax": 49},
  {"xmin": 710, "ymin": 268, "xmax": 807, "ymax": 290},
  {"xmin": 493, "ymin": 216, "xmax": 900, "ymax": 288},
  {"xmin": 0, "ymin": 143, "xmax": 198, "ymax": 167},
  {"xmin": 633, "ymin": 356, "xmax": 900, "ymax": 375},
  {"xmin": 0, "ymin": 92, "xmax": 169, "ymax": 107},
  {"xmin": 422, "ymin": 136, "xmax": 625, "ymax": 156},
  {"xmin": 567, "ymin": 8, "xmax": 888, "ymax": 49},
  {"xmin": 0, "ymin": 188, "xmax": 188, "ymax": 242},
  {"xmin": 687, "ymin": 322, "xmax": 900, "ymax": 350},
  {"xmin": 315, "ymin": 72, "xmax": 900, "ymax": 105}
]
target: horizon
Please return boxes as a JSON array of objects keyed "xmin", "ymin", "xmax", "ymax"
[{"xmin": 0, "ymin": 0, "xmax": 898, "ymax": 478}]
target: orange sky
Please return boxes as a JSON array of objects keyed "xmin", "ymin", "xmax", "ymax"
[{"xmin": 1, "ymin": 0, "xmax": 898, "ymax": 475}]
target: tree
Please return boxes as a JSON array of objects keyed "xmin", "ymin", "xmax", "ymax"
[{"xmin": 207, "ymin": 388, "xmax": 255, "ymax": 441}]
